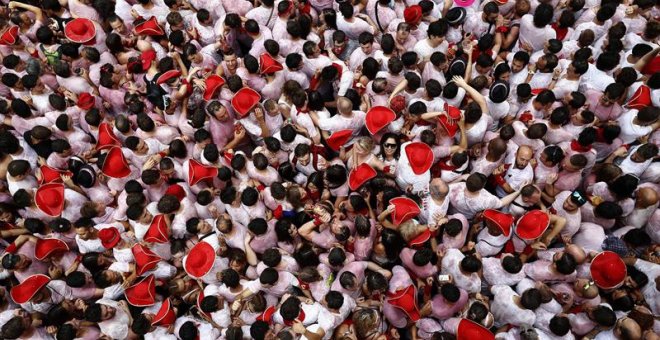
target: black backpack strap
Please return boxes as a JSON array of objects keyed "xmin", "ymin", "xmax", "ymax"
[{"xmin": 374, "ymin": 2, "xmax": 384, "ymax": 33}]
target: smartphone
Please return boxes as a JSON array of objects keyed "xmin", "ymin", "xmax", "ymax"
[{"xmin": 437, "ymin": 274, "xmax": 451, "ymax": 283}]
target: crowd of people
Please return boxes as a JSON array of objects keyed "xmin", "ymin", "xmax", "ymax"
[{"xmin": 0, "ymin": 0, "xmax": 658, "ymax": 338}]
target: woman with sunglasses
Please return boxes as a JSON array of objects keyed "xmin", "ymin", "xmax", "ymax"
[{"xmin": 378, "ymin": 133, "xmax": 401, "ymax": 171}]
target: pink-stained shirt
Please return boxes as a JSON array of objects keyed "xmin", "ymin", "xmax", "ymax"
[
  {"xmin": 448, "ymin": 182, "xmax": 502, "ymax": 220},
  {"xmin": 482, "ymin": 257, "xmax": 526, "ymax": 286},
  {"xmin": 551, "ymin": 191, "xmax": 582, "ymax": 238},
  {"xmin": 431, "ymin": 287, "xmax": 468, "ymax": 320},
  {"xmin": 524, "ymin": 260, "xmax": 577, "ymax": 283},
  {"xmin": 491, "ymin": 285, "xmax": 537, "ymax": 327},
  {"xmin": 399, "ymin": 248, "xmax": 438, "ymax": 279},
  {"xmin": 441, "ymin": 249, "xmax": 481, "ymax": 294}
]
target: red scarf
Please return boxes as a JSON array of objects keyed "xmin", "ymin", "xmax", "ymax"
[
  {"xmin": 551, "ymin": 23, "xmax": 568, "ymax": 41},
  {"xmin": 570, "ymin": 139, "xmax": 592, "ymax": 152}
]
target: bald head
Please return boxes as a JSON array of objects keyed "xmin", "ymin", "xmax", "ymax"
[
  {"xmin": 430, "ymin": 178, "xmax": 448, "ymax": 199},
  {"xmin": 515, "ymin": 146, "xmax": 533, "ymax": 169},
  {"xmin": 337, "ymin": 97, "xmax": 353, "ymax": 115},
  {"xmin": 616, "ymin": 317, "xmax": 642, "ymax": 340}
]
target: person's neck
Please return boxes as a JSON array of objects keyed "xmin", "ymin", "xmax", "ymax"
[
  {"xmin": 431, "ymin": 195, "xmax": 445, "ymax": 204},
  {"xmin": 512, "ymin": 295, "xmax": 523, "ymax": 308},
  {"xmin": 486, "ymin": 152, "xmax": 499, "ymax": 161}
]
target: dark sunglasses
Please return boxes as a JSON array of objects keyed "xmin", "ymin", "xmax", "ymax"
[{"xmin": 383, "ymin": 143, "xmax": 397, "ymax": 149}]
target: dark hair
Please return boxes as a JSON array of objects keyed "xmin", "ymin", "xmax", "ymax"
[
  {"xmin": 440, "ymin": 283, "xmax": 460, "ymax": 303},
  {"xmin": 325, "ymin": 290, "xmax": 344, "ymax": 309},
  {"xmin": 592, "ymin": 306, "xmax": 616, "ymax": 327},
  {"xmin": 460, "ymin": 255, "xmax": 482, "ymax": 273},
  {"xmin": 555, "ymin": 253, "xmax": 576, "ymax": 274},
  {"xmin": 533, "ymin": 4, "xmax": 554, "ymax": 27},
  {"xmin": 502, "ymin": 255, "xmax": 523, "ymax": 274},
  {"xmin": 549, "ymin": 316, "xmax": 570, "ymax": 336},
  {"xmin": 520, "ymin": 288, "xmax": 542, "ymax": 310}
]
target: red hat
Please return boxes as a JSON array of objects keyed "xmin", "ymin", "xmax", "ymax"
[
  {"xmin": 386, "ymin": 285, "xmax": 420, "ymax": 321},
  {"xmin": 164, "ymin": 184, "xmax": 186, "ymax": 201},
  {"xmin": 444, "ymin": 102, "xmax": 461, "ymax": 120},
  {"xmin": 132, "ymin": 244, "xmax": 162, "ymax": 276},
  {"xmin": 203, "ymin": 75, "xmax": 226, "ymax": 101},
  {"xmin": 404, "ymin": 142, "xmax": 434, "ymax": 175},
  {"xmin": 125, "ymin": 275, "xmax": 156, "ymax": 307},
  {"xmin": 144, "ymin": 215, "xmax": 169, "ymax": 243},
  {"xmin": 483, "ymin": 209, "xmax": 514, "ymax": 237},
  {"xmin": 626, "ymin": 84, "xmax": 651, "ymax": 110},
  {"xmin": 515, "ymin": 210, "xmax": 549, "ymax": 240},
  {"xmin": 231, "ymin": 87, "xmax": 261, "ymax": 118},
  {"xmin": 184, "ymin": 242, "xmax": 216, "ymax": 278},
  {"xmin": 259, "ymin": 53, "xmax": 284, "ymax": 74},
  {"xmin": 389, "ymin": 95, "xmax": 406, "ymax": 113},
  {"xmin": 348, "ymin": 163, "xmax": 377, "ymax": 190},
  {"xmin": 38, "ymin": 165, "xmax": 72, "ymax": 185},
  {"xmin": 153, "ymin": 298, "xmax": 176, "ymax": 326},
  {"xmin": 0, "ymin": 26, "xmax": 19, "ymax": 45},
  {"xmin": 140, "ymin": 50, "xmax": 157, "ymax": 71},
  {"xmin": 438, "ymin": 114, "xmax": 459, "ymax": 137},
  {"xmin": 590, "ymin": 251, "xmax": 627, "ymax": 290},
  {"xmin": 457, "ymin": 319, "xmax": 494, "ymax": 340},
  {"xmin": 10, "ymin": 274, "xmax": 50, "ymax": 304},
  {"xmin": 365, "ymin": 106, "xmax": 396, "ymax": 135},
  {"xmin": 156, "ymin": 70, "xmax": 182, "ymax": 85},
  {"xmin": 34, "ymin": 238, "xmax": 69, "ymax": 261},
  {"xmin": 390, "ymin": 197, "xmax": 421, "ymax": 225},
  {"xmin": 96, "ymin": 122, "xmax": 121, "ymax": 150},
  {"xmin": 135, "ymin": 16, "xmax": 165, "ymax": 36},
  {"xmin": 404, "ymin": 5, "xmax": 423, "ymax": 25},
  {"xmin": 326, "ymin": 129, "xmax": 353, "ymax": 151},
  {"xmin": 98, "ymin": 227, "xmax": 121, "ymax": 249},
  {"xmin": 35, "ymin": 183, "xmax": 65, "ymax": 217},
  {"xmin": 64, "ymin": 18, "xmax": 96, "ymax": 44},
  {"xmin": 188, "ymin": 159, "xmax": 219, "ymax": 186},
  {"xmin": 101, "ymin": 147, "xmax": 131, "ymax": 178},
  {"xmin": 77, "ymin": 92, "xmax": 95, "ymax": 110},
  {"xmin": 408, "ymin": 228, "xmax": 431, "ymax": 247}
]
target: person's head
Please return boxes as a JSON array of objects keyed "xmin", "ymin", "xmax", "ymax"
[
  {"xmin": 533, "ymin": 90, "xmax": 556, "ymax": 111},
  {"xmin": 427, "ymin": 19, "xmax": 448, "ymax": 44},
  {"xmin": 501, "ymin": 254, "xmax": 523, "ymax": 274},
  {"xmin": 325, "ymin": 290, "xmax": 344, "ymax": 310},
  {"xmin": 590, "ymin": 306, "xmax": 616, "ymax": 327},
  {"xmin": 515, "ymin": 146, "xmax": 533, "ymax": 169},
  {"xmin": 483, "ymin": 2, "xmax": 500, "ymax": 23},
  {"xmin": 440, "ymin": 283, "xmax": 460, "ymax": 303},
  {"xmin": 460, "ymin": 255, "xmax": 482, "ymax": 273},
  {"xmin": 553, "ymin": 252, "xmax": 577, "ymax": 274},
  {"xmin": 339, "ymin": 271, "xmax": 358, "ymax": 290},
  {"xmin": 465, "ymin": 173, "xmax": 487, "ymax": 192},
  {"xmin": 412, "ymin": 248, "xmax": 437, "ymax": 267},
  {"xmin": 84, "ymin": 303, "xmax": 116, "ymax": 322},
  {"xmin": 512, "ymin": 51, "xmax": 530, "ymax": 73},
  {"xmin": 632, "ymin": 143, "xmax": 658, "ymax": 162},
  {"xmin": 520, "ymin": 288, "xmax": 542, "ymax": 310},
  {"xmin": 533, "ymin": 3, "xmax": 553, "ymax": 27}
]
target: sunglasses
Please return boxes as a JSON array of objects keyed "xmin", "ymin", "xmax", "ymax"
[{"xmin": 384, "ymin": 143, "xmax": 397, "ymax": 149}]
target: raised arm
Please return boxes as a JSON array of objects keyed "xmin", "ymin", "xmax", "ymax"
[{"xmin": 452, "ymin": 75, "xmax": 488, "ymax": 114}]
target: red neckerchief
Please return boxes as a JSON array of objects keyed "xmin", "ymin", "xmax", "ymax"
[
  {"xmin": 570, "ymin": 140, "xmax": 592, "ymax": 152},
  {"xmin": 257, "ymin": 306, "xmax": 276, "ymax": 324},
  {"xmin": 331, "ymin": 63, "xmax": 343, "ymax": 79},
  {"xmin": 182, "ymin": 79, "xmax": 193, "ymax": 97},
  {"xmin": 283, "ymin": 309, "xmax": 305, "ymax": 326},
  {"xmin": 296, "ymin": 105, "xmax": 309, "ymax": 115},
  {"xmin": 306, "ymin": 188, "xmax": 321, "ymax": 201},
  {"xmin": 551, "ymin": 23, "xmax": 568, "ymax": 41}
]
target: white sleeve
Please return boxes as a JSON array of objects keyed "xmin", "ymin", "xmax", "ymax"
[{"xmin": 337, "ymin": 67, "xmax": 354, "ymax": 97}]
